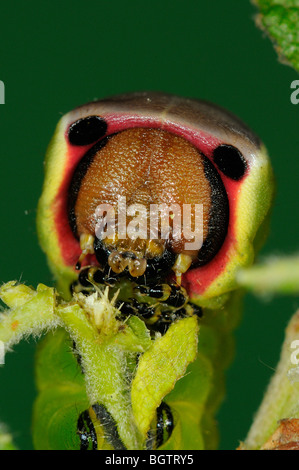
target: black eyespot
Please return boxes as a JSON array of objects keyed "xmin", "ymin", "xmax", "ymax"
[
  {"xmin": 68, "ymin": 116, "xmax": 107, "ymax": 146},
  {"xmin": 213, "ymin": 144, "xmax": 247, "ymax": 181}
]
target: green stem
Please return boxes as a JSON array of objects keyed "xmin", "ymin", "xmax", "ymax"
[
  {"xmin": 55, "ymin": 302, "xmax": 144, "ymax": 450},
  {"xmin": 237, "ymin": 255, "xmax": 299, "ymax": 295}
]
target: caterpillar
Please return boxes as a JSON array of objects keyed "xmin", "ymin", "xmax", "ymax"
[{"xmin": 0, "ymin": 92, "xmax": 274, "ymax": 449}]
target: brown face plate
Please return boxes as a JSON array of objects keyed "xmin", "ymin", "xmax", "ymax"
[
  {"xmin": 74, "ymin": 128, "xmax": 212, "ymax": 245},
  {"xmin": 68, "ymin": 127, "xmax": 229, "ymax": 277}
]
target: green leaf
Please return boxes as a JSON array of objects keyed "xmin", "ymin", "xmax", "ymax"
[
  {"xmin": 131, "ymin": 316, "xmax": 199, "ymax": 440},
  {"xmin": 35, "ymin": 328, "xmax": 85, "ymax": 390},
  {"xmin": 161, "ymin": 352, "xmax": 213, "ymax": 450},
  {"xmin": 253, "ymin": 0, "xmax": 299, "ymax": 72},
  {"xmin": 33, "ymin": 328, "xmax": 88, "ymax": 449},
  {"xmin": 33, "ymin": 388, "xmax": 89, "ymax": 450},
  {"xmin": 0, "ymin": 282, "xmax": 57, "ymax": 349}
]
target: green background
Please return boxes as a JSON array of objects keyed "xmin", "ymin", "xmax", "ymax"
[{"xmin": 0, "ymin": 0, "xmax": 298, "ymax": 450}]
